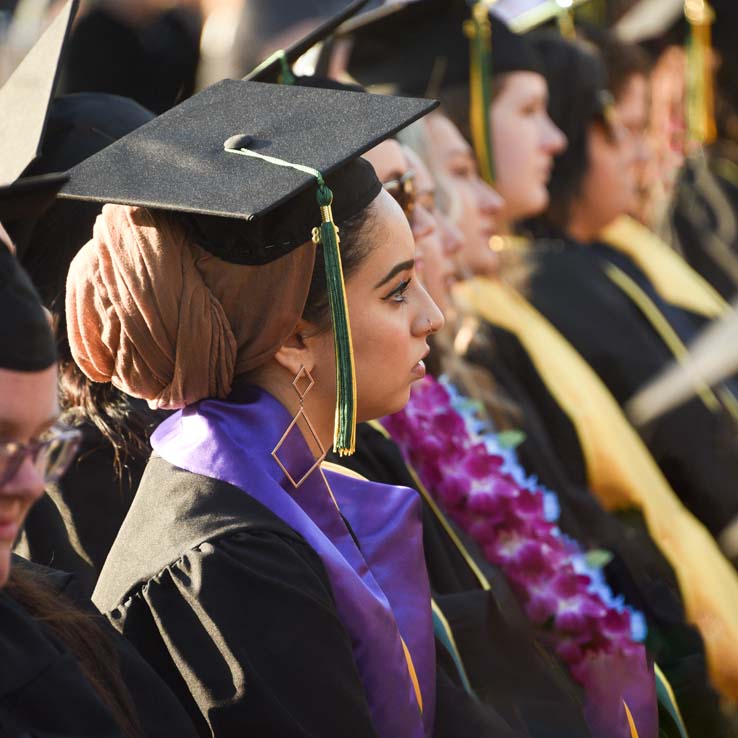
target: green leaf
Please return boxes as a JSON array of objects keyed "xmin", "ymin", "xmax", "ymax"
[
  {"xmin": 496, "ymin": 429, "xmax": 526, "ymax": 449},
  {"xmin": 585, "ymin": 549, "xmax": 614, "ymax": 569}
]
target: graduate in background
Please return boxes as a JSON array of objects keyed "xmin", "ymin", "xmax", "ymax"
[
  {"xmin": 522, "ymin": 31, "xmax": 738, "ymax": 541},
  {"xmin": 617, "ymin": 0, "xmax": 738, "ymax": 299}
]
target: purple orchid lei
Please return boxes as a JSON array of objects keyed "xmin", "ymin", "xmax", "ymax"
[{"xmin": 381, "ymin": 375, "xmax": 648, "ymax": 685}]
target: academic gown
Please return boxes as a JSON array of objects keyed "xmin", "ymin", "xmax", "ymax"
[
  {"xmin": 92, "ymin": 386, "xmax": 516, "ymax": 738},
  {"xmin": 525, "ymin": 239, "xmax": 738, "ymax": 538},
  {"xmin": 330, "ymin": 422, "xmax": 595, "ymax": 738},
  {"xmin": 1, "ymin": 556, "xmax": 199, "ymax": 738}
]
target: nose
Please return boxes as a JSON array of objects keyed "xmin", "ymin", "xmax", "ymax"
[
  {"xmin": 410, "ymin": 203, "xmax": 436, "ymax": 241},
  {"xmin": 543, "ymin": 114, "xmax": 567, "ymax": 154},
  {"xmin": 477, "ymin": 178, "xmax": 504, "ymax": 216},
  {"xmin": 635, "ymin": 133, "xmax": 650, "ymax": 165},
  {"xmin": 438, "ymin": 212, "xmax": 463, "ymax": 256},
  {"xmin": 413, "ymin": 282, "xmax": 445, "ymax": 337},
  {"xmin": 1, "ymin": 455, "xmax": 45, "ymax": 507}
]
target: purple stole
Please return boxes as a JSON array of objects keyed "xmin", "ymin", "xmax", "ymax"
[{"xmin": 151, "ymin": 385, "xmax": 435, "ymax": 738}]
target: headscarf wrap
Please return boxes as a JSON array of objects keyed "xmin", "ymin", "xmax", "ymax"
[{"xmin": 66, "ymin": 204, "xmax": 316, "ymax": 409}]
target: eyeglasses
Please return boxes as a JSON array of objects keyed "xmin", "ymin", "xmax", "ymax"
[
  {"xmin": 383, "ymin": 170, "xmax": 417, "ymax": 217},
  {"xmin": 0, "ymin": 425, "xmax": 82, "ymax": 487}
]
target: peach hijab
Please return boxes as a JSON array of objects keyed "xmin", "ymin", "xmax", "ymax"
[{"xmin": 66, "ymin": 204, "xmax": 316, "ymax": 409}]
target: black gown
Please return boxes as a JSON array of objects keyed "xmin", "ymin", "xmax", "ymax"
[
  {"xmin": 461, "ymin": 326, "xmax": 737, "ymax": 736},
  {"xmin": 525, "ymin": 239, "xmax": 738, "ymax": 538},
  {"xmin": 1, "ymin": 556, "xmax": 198, "ymax": 738},
  {"xmin": 92, "ymin": 454, "xmax": 517, "ymax": 738}
]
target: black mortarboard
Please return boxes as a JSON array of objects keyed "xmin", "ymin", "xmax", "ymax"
[
  {"xmin": 18, "ymin": 93, "xmax": 155, "ymax": 302},
  {"xmin": 60, "ymin": 79, "xmax": 434, "ymax": 260},
  {"xmin": 0, "ymin": 246, "xmax": 56, "ymax": 372},
  {"xmin": 340, "ymin": 0, "xmax": 542, "ymax": 98},
  {"xmin": 0, "ymin": 0, "xmax": 78, "ymax": 185},
  {"xmin": 0, "ymin": 0, "xmax": 77, "ymax": 242},
  {"xmin": 244, "ymin": 0, "xmax": 370, "ymax": 84},
  {"xmin": 60, "ymin": 78, "xmax": 437, "ymax": 455},
  {"xmin": 0, "ymin": 173, "xmax": 68, "ymax": 232}
]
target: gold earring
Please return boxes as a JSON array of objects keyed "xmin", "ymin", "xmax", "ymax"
[{"xmin": 271, "ymin": 366, "xmax": 326, "ymax": 488}]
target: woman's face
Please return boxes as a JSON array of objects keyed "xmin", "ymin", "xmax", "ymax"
[
  {"xmin": 425, "ymin": 112, "xmax": 503, "ymax": 277},
  {"xmin": 309, "ymin": 190, "xmax": 444, "ymax": 423},
  {"xmin": 571, "ymin": 120, "xmax": 637, "ymax": 237},
  {"xmin": 616, "ymin": 72, "xmax": 651, "ymax": 217},
  {"xmin": 0, "ymin": 365, "xmax": 58, "ymax": 587},
  {"xmin": 491, "ymin": 71, "xmax": 567, "ymax": 224},
  {"xmin": 363, "ymin": 139, "xmax": 439, "ymax": 246},
  {"xmin": 401, "ymin": 146, "xmax": 460, "ymax": 315}
]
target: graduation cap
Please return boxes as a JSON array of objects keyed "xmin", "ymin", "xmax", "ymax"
[
  {"xmin": 0, "ymin": 0, "xmax": 77, "ymax": 236},
  {"xmin": 243, "ymin": 0, "xmax": 370, "ymax": 83},
  {"xmin": 614, "ymin": 0, "xmax": 684, "ymax": 44},
  {"xmin": 0, "ymin": 0, "xmax": 78, "ymax": 185},
  {"xmin": 60, "ymin": 78, "xmax": 437, "ymax": 455},
  {"xmin": 17, "ymin": 93, "xmax": 155, "ymax": 302},
  {"xmin": 0, "ymin": 244, "xmax": 57, "ymax": 372},
  {"xmin": 0, "ymin": 173, "xmax": 68, "ymax": 232},
  {"xmin": 495, "ymin": 0, "xmax": 593, "ymax": 33},
  {"xmin": 335, "ymin": 0, "xmax": 544, "ymax": 183}
]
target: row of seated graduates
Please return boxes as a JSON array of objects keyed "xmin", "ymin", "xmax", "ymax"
[{"xmin": 6, "ymin": 1, "xmax": 738, "ymax": 738}]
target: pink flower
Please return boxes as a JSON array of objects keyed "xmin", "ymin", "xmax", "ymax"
[
  {"xmin": 437, "ymin": 471, "xmax": 471, "ymax": 509},
  {"xmin": 383, "ymin": 375, "xmax": 646, "ymax": 693}
]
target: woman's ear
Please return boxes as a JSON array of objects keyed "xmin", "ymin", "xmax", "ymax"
[{"xmin": 272, "ymin": 318, "xmax": 320, "ymax": 377}]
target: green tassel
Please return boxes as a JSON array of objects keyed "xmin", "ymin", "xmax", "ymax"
[
  {"xmin": 245, "ymin": 48, "xmax": 296, "ymax": 85},
  {"xmin": 464, "ymin": 3, "xmax": 495, "ymax": 184},
  {"xmin": 278, "ymin": 53, "xmax": 296, "ymax": 86},
  {"xmin": 313, "ymin": 183, "xmax": 357, "ymax": 455},
  {"xmin": 223, "ymin": 141, "xmax": 355, "ymax": 453}
]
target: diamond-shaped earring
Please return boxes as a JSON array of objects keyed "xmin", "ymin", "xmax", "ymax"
[{"xmin": 271, "ymin": 366, "xmax": 326, "ymax": 488}]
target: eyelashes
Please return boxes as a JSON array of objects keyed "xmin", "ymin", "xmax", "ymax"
[{"xmin": 383, "ymin": 278, "xmax": 412, "ymax": 303}]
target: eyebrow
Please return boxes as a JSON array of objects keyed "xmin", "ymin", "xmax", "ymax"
[
  {"xmin": 442, "ymin": 148, "xmax": 473, "ymax": 160},
  {"xmin": 374, "ymin": 259, "xmax": 414, "ymax": 289}
]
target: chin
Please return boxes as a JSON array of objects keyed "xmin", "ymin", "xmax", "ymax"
[
  {"xmin": 529, "ymin": 189, "xmax": 549, "ymax": 216},
  {"xmin": 360, "ymin": 386, "xmax": 413, "ymax": 424}
]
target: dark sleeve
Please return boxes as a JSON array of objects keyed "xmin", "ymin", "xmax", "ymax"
[
  {"xmin": 14, "ymin": 426, "xmax": 142, "ymax": 599},
  {"xmin": 110, "ymin": 530, "xmax": 379, "ymax": 738},
  {"xmin": 433, "ymin": 649, "xmax": 519, "ymax": 738}
]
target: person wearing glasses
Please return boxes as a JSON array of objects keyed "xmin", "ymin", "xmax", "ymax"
[{"xmin": 0, "ymin": 225, "xmax": 199, "ymax": 738}]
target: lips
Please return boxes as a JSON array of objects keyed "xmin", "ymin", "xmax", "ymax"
[
  {"xmin": 0, "ymin": 501, "xmax": 24, "ymax": 543},
  {"xmin": 411, "ymin": 346, "xmax": 430, "ymax": 379},
  {"xmin": 0, "ymin": 518, "xmax": 19, "ymax": 543}
]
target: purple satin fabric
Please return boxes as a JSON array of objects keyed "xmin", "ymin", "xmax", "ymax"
[{"xmin": 151, "ymin": 385, "xmax": 435, "ymax": 738}]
